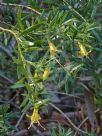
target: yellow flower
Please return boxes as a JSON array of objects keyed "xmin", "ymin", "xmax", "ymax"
[
  {"xmin": 28, "ymin": 107, "xmax": 41, "ymax": 129},
  {"xmin": 31, "ymin": 107, "xmax": 41, "ymax": 124},
  {"xmin": 48, "ymin": 41, "xmax": 56, "ymax": 56},
  {"xmin": 43, "ymin": 68, "xmax": 50, "ymax": 81},
  {"xmin": 78, "ymin": 41, "xmax": 89, "ymax": 57},
  {"xmin": 28, "ymin": 107, "xmax": 45, "ymax": 130}
]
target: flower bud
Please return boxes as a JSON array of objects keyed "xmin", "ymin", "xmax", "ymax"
[
  {"xmin": 48, "ymin": 41, "xmax": 56, "ymax": 56},
  {"xmin": 43, "ymin": 68, "xmax": 50, "ymax": 81},
  {"xmin": 78, "ymin": 41, "xmax": 89, "ymax": 57}
]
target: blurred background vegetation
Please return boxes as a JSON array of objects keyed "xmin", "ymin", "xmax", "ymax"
[{"xmin": 0, "ymin": 0, "xmax": 102, "ymax": 136}]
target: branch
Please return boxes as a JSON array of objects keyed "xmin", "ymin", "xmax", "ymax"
[
  {"xmin": 0, "ymin": 71, "xmax": 14, "ymax": 84},
  {"xmin": 0, "ymin": 2, "xmax": 41, "ymax": 15},
  {"xmin": 0, "ymin": 27, "xmax": 22, "ymax": 43},
  {"xmin": 74, "ymin": 107, "xmax": 102, "ymax": 136},
  {"xmin": 50, "ymin": 103, "xmax": 87, "ymax": 135}
]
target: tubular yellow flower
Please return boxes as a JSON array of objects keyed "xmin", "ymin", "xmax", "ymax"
[
  {"xmin": 28, "ymin": 107, "xmax": 45, "ymax": 130},
  {"xmin": 78, "ymin": 41, "xmax": 89, "ymax": 57},
  {"xmin": 31, "ymin": 107, "xmax": 41, "ymax": 123},
  {"xmin": 28, "ymin": 107, "xmax": 41, "ymax": 129},
  {"xmin": 48, "ymin": 41, "xmax": 56, "ymax": 56},
  {"xmin": 43, "ymin": 68, "xmax": 50, "ymax": 81}
]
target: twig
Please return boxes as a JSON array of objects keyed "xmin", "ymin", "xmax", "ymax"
[
  {"xmin": 0, "ymin": 2, "xmax": 41, "ymax": 15},
  {"xmin": 0, "ymin": 20, "xmax": 14, "ymax": 28},
  {"xmin": 48, "ymin": 90, "xmax": 83, "ymax": 97},
  {"xmin": 11, "ymin": 102, "xmax": 31, "ymax": 135},
  {"xmin": 0, "ymin": 100, "xmax": 19, "ymax": 109},
  {"xmin": 66, "ymin": 111, "xmax": 82, "ymax": 118},
  {"xmin": 13, "ymin": 129, "xmax": 27, "ymax": 136},
  {"xmin": 0, "ymin": 95, "xmax": 19, "ymax": 109},
  {"xmin": 0, "ymin": 71, "xmax": 14, "ymax": 83},
  {"xmin": 15, "ymin": 111, "xmax": 26, "ymax": 128},
  {"xmin": 32, "ymin": 125, "xmax": 45, "ymax": 136},
  {"xmin": 74, "ymin": 107, "xmax": 102, "ymax": 136},
  {"xmin": 50, "ymin": 103, "xmax": 87, "ymax": 135},
  {"xmin": 11, "ymin": 110, "xmax": 26, "ymax": 135},
  {"xmin": 0, "ymin": 27, "xmax": 22, "ymax": 42},
  {"xmin": 63, "ymin": 0, "xmax": 86, "ymax": 22}
]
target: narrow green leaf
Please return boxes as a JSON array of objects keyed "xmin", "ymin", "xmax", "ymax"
[
  {"xmin": 11, "ymin": 82, "xmax": 25, "ymax": 89},
  {"xmin": 17, "ymin": 6, "xmax": 24, "ymax": 31},
  {"xmin": 20, "ymin": 23, "xmax": 42, "ymax": 35}
]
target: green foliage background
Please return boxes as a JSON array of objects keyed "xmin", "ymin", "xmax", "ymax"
[{"xmin": 0, "ymin": 0, "xmax": 102, "ymax": 135}]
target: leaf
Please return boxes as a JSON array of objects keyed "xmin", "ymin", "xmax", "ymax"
[
  {"xmin": 10, "ymin": 82, "xmax": 25, "ymax": 89},
  {"xmin": 23, "ymin": 47, "xmax": 42, "ymax": 52},
  {"xmin": 18, "ymin": 45, "xmax": 26, "ymax": 68},
  {"xmin": 20, "ymin": 23, "xmax": 42, "ymax": 35},
  {"xmin": 70, "ymin": 64, "xmax": 83, "ymax": 76},
  {"xmin": 4, "ymin": 32, "xmax": 8, "ymax": 46},
  {"xmin": 21, "ymin": 41, "xmax": 34, "ymax": 47},
  {"xmin": 0, "ymin": 104, "xmax": 10, "ymax": 114},
  {"xmin": 17, "ymin": 6, "xmax": 24, "ymax": 31},
  {"xmin": 84, "ymin": 91, "xmax": 98, "ymax": 129},
  {"xmin": 26, "ymin": 60, "xmax": 36, "ymax": 67},
  {"xmin": 92, "ymin": 30, "xmax": 102, "ymax": 43},
  {"xmin": 20, "ymin": 96, "xmax": 29, "ymax": 108}
]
